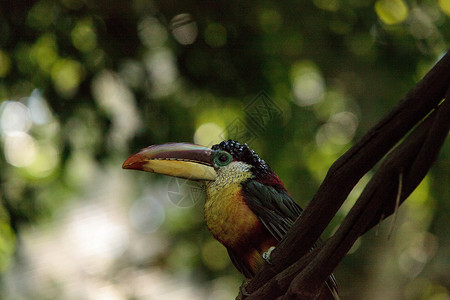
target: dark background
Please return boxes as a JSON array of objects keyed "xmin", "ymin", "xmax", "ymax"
[{"xmin": 0, "ymin": 0, "xmax": 449, "ymax": 299}]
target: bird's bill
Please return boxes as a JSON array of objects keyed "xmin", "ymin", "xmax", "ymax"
[{"xmin": 122, "ymin": 143, "xmax": 217, "ymax": 180}]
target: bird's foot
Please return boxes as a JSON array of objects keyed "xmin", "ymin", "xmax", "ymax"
[
  {"xmin": 262, "ymin": 246, "xmax": 276, "ymax": 264},
  {"xmin": 236, "ymin": 278, "xmax": 251, "ymax": 299}
]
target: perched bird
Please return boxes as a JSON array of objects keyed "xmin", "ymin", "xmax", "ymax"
[{"xmin": 123, "ymin": 140, "xmax": 339, "ymax": 299}]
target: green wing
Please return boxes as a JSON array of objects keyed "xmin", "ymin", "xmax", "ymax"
[{"xmin": 241, "ymin": 180, "xmax": 302, "ymax": 241}]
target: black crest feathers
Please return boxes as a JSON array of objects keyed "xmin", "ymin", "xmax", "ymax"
[{"xmin": 212, "ymin": 140, "xmax": 270, "ymax": 176}]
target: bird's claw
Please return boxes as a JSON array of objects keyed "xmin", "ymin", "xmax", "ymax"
[
  {"xmin": 262, "ymin": 246, "xmax": 276, "ymax": 264},
  {"xmin": 236, "ymin": 279, "xmax": 251, "ymax": 299}
]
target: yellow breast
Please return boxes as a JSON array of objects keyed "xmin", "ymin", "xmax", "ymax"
[{"xmin": 203, "ymin": 161, "xmax": 259, "ymax": 247}]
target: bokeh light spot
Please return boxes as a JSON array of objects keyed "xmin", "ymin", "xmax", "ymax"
[
  {"xmin": 313, "ymin": 89, "xmax": 353, "ymax": 121},
  {"xmin": 327, "ymin": 111, "xmax": 359, "ymax": 143},
  {"xmin": 71, "ymin": 18, "xmax": 97, "ymax": 52},
  {"xmin": 31, "ymin": 34, "xmax": 59, "ymax": 73},
  {"xmin": 51, "ymin": 58, "xmax": 83, "ymax": 97},
  {"xmin": 138, "ymin": 17, "xmax": 168, "ymax": 48},
  {"xmin": 91, "ymin": 70, "xmax": 141, "ymax": 150},
  {"xmin": 4, "ymin": 132, "xmax": 37, "ymax": 167},
  {"xmin": 398, "ymin": 232, "xmax": 438, "ymax": 278},
  {"xmin": 170, "ymin": 13, "xmax": 198, "ymax": 45},
  {"xmin": 119, "ymin": 59, "xmax": 145, "ymax": 88},
  {"xmin": 193, "ymin": 122, "xmax": 224, "ymax": 146},
  {"xmin": 0, "ymin": 101, "xmax": 32, "ymax": 134},
  {"xmin": 67, "ymin": 205, "xmax": 129, "ymax": 274},
  {"xmin": 25, "ymin": 89, "xmax": 53, "ymax": 125},
  {"xmin": 290, "ymin": 61, "xmax": 325, "ymax": 106},
  {"xmin": 26, "ymin": 144, "xmax": 60, "ymax": 178},
  {"xmin": 375, "ymin": 0, "xmax": 409, "ymax": 25},
  {"xmin": 145, "ymin": 49, "xmax": 179, "ymax": 97},
  {"xmin": 439, "ymin": 0, "xmax": 450, "ymax": 16},
  {"xmin": 315, "ymin": 112, "xmax": 358, "ymax": 154},
  {"xmin": 408, "ymin": 8, "xmax": 434, "ymax": 40}
]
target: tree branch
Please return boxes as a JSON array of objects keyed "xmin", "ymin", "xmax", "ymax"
[
  {"xmin": 283, "ymin": 96, "xmax": 450, "ymax": 298},
  {"xmin": 242, "ymin": 51, "xmax": 450, "ymax": 299}
]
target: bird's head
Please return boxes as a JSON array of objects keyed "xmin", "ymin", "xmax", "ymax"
[{"xmin": 122, "ymin": 140, "xmax": 283, "ymax": 188}]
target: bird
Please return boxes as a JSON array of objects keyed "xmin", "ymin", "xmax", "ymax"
[{"xmin": 123, "ymin": 139, "xmax": 339, "ymax": 299}]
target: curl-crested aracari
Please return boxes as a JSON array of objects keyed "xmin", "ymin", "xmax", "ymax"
[{"xmin": 123, "ymin": 140, "xmax": 339, "ymax": 299}]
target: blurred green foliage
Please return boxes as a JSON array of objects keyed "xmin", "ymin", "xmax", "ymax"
[{"xmin": 0, "ymin": 0, "xmax": 449, "ymax": 299}]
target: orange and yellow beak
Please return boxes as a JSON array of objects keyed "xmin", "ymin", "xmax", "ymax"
[{"xmin": 122, "ymin": 143, "xmax": 217, "ymax": 181}]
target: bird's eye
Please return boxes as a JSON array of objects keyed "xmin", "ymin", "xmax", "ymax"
[
  {"xmin": 214, "ymin": 151, "xmax": 232, "ymax": 166},
  {"xmin": 218, "ymin": 154, "xmax": 228, "ymax": 163}
]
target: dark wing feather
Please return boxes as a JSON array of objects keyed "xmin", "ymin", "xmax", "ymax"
[
  {"xmin": 242, "ymin": 180, "xmax": 340, "ymax": 299},
  {"xmin": 242, "ymin": 180, "xmax": 302, "ymax": 242}
]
